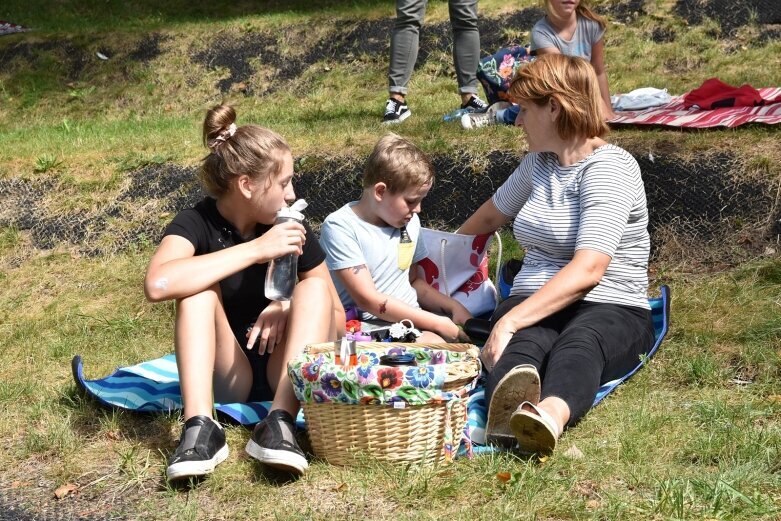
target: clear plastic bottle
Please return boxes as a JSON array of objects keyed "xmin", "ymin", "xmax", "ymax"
[{"xmin": 264, "ymin": 204, "xmax": 306, "ymax": 301}]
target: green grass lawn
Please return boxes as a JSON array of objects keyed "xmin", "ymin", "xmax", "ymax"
[{"xmin": 1, "ymin": 0, "xmax": 780, "ymax": 519}]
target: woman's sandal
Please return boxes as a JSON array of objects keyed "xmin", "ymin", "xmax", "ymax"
[
  {"xmin": 485, "ymin": 365, "xmax": 541, "ymax": 447},
  {"xmin": 509, "ymin": 401, "xmax": 559, "ymax": 455}
]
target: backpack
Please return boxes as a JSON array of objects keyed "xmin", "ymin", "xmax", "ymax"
[{"xmin": 476, "ymin": 46, "xmax": 533, "ymax": 105}]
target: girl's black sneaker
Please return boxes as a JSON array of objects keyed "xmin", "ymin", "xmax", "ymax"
[
  {"xmin": 245, "ymin": 409, "xmax": 308, "ymax": 475},
  {"xmin": 166, "ymin": 415, "xmax": 229, "ymax": 481}
]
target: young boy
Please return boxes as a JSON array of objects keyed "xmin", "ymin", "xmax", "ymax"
[{"xmin": 319, "ymin": 133, "xmax": 471, "ymax": 342}]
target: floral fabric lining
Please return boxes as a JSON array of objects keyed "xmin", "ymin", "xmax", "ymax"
[{"xmin": 288, "ymin": 346, "xmax": 479, "ymax": 406}]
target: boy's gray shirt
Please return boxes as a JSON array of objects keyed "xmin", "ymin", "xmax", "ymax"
[
  {"xmin": 319, "ymin": 202, "xmax": 428, "ymax": 321},
  {"xmin": 530, "ymin": 15, "xmax": 604, "ymax": 62}
]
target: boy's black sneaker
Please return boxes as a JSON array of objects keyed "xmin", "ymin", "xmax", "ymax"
[
  {"xmin": 245, "ymin": 409, "xmax": 308, "ymax": 475},
  {"xmin": 166, "ymin": 415, "xmax": 229, "ymax": 481},
  {"xmin": 460, "ymin": 95, "xmax": 489, "ymax": 113},
  {"xmin": 383, "ymin": 98, "xmax": 411, "ymax": 124}
]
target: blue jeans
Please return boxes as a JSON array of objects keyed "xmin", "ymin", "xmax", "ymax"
[
  {"xmin": 500, "ymin": 105, "xmax": 520, "ymax": 125},
  {"xmin": 389, "ymin": 0, "xmax": 480, "ymax": 95}
]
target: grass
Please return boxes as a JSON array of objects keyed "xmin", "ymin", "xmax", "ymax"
[{"xmin": 1, "ymin": 0, "xmax": 780, "ymax": 519}]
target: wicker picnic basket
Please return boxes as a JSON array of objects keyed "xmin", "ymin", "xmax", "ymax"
[{"xmin": 289, "ymin": 342, "xmax": 481, "ymax": 467}]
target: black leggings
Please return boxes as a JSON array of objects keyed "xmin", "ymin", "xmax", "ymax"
[{"xmin": 485, "ymin": 296, "xmax": 655, "ymax": 428}]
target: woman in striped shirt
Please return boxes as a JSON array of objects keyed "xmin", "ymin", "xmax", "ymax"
[{"xmin": 459, "ymin": 54, "xmax": 654, "ymax": 454}]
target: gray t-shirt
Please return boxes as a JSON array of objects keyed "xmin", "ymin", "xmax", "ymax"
[
  {"xmin": 492, "ymin": 145, "xmax": 650, "ymax": 310},
  {"xmin": 530, "ymin": 15, "xmax": 604, "ymax": 61},
  {"xmin": 319, "ymin": 202, "xmax": 428, "ymax": 320}
]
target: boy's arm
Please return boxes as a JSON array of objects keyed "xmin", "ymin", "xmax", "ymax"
[
  {"xmin": 410, "ymin": 265, "xmax": 472, "ymax": 326},
  {"xmin": 332, "ymin": 265, "xmax": 464, "ymax": 342}
]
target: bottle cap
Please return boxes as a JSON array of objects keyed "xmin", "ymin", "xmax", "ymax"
[{"xmin": 276, "ymin": 205, "xmax": 305, "ymax": 221}]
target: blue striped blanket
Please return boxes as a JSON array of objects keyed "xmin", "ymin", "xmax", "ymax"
[{"xmin": 73, "ymin": 286, "xmax": 669, "ymax": 448}]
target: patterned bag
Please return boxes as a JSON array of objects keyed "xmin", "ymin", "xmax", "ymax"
[
  {"xmin": 417, "ymin": 229, "xmax": 497, "ymax": 317},
  {"xmin": 476, "ymin": 45, "xmax": 533, "ymax": 104}
]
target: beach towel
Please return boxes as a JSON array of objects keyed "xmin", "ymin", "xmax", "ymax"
[
  {"xmin": 73, "ymin": 287, "xmax": 669, "ymax": 451},
  {"xmin": 609, "ymin": 87, "xmax": 781, "ymax": 128}
]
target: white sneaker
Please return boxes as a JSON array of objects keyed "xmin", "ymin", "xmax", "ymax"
[{"xmin": 461, "ymin": 101, "xmax": 512, "ymax": 130}]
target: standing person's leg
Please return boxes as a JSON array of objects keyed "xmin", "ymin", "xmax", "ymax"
[
  {"xmin": 448, "ymin": 0, "xmax": 483, "ymax": 106},
  {"xmin": 388, "ymin": 0, "xmax": 426, "ymax": 98},
  {"xmin": 246, "ymin": 277, "xmax": 339, "ymax": 475},
  {"xmin": 167, "ymin": 283, "xmax": 253, "ymax": 481},
  {"xmin": 385, "ymin": 0, "xmax": 426, "ymax": 122},
  {"xmin": 510, "ymin": 302, "xmax": 655, "ymax": 453}
]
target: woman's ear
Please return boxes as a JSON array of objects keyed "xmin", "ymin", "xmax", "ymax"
[
  {"xmin": 237, "ymin": 175, "xmax": 254, "ymax": 199},
  {"xmin": 549, "ymin": 98, "xmax": 561, "ymax": 119}
]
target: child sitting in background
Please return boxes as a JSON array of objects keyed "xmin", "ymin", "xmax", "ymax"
[
  {"xmin": 462, "ymin": 0, "xmax": 615, "ymax": 129},
  {"xmin": 319, "ymin": 133, "xmax": 471, "ymax": 342}
]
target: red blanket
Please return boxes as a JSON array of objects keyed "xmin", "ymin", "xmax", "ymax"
[{"xmin": 609, "ymin": 87, "xmax": 781, "ymax": 128}]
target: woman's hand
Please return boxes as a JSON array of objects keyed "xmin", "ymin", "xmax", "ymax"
[
  {"xmin": 480, "ymin": 318, "xmax": 516, "ymax": 371},
  {"xmin": 247, "ymin": 300, "xmax": 290, "ymax": 354},
  {"xmin": 252, "ymin": 221, "xmax": 306, "ymax": 263}
]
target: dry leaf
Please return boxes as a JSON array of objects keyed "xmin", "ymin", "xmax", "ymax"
[
  {"xmin": 538, "ymin": 455, "xmax": 549, "ymax": 463},
  {"xmin": 333, "ymin": 482, "xmax": 348, "ymax": 492},
  {"xmin": 586, "ymin": 499, "xmax": 601, "ymax": 509},
  {"xmin": 564, "ymin": 445, "xmax": 584, "ymax": 459},
  {"xmin": 496, "ymin": 472, "xmax": 511, "ymax": 483},
  {"xmin": 54, "ymin": 483, "xmax": 79, "ymax": 499},
  {"xmin": 767, "ymin": 395, "xmax": 781, "ymax": 403}
]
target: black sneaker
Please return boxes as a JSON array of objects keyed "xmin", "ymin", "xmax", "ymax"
[
  {"xmin": 166, "ymin": 415, "xmax": 229, "ymax": 481},
  {"xmin": 460, "ymin": 95, "xmax": 489, "ymax": 113},
  {"xmin": 383, "ymin": 97, "xmax": 411, "ymax": 124},
  {"xmin": 245, "ymin": 409, "xmax": 308, "ymax": 475}
]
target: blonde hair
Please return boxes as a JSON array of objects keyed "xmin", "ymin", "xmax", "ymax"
[
  {"xmin": 508, "ymin": 54, "xmax": 609, "ymax": 140},
  {"xmin": 363, "ymin": 133, "xmax": 434, "ymax": 193},
  {"xmin": 200, "ymin": 104, "xmax": 290, "ymax": 197},
  {"xmin": 544, "ymin": 0, "xmax": 606, "ymax": 30}
]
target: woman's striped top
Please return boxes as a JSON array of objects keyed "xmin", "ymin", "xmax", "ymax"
[{"xmin": 492, "ymin": 144, "xmax": 650, "ymax": 310}]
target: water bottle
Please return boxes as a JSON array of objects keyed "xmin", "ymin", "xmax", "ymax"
[{"xmin": 264, "ymin": 200, "xmax": 307, "ymax": 301}]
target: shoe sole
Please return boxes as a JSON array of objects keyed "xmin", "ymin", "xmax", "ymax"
[
  {"xmin": 383, "ymin": 110, "xmax": 411, "ymax": 125},
  {"xmin": 245, "ymin": 438, "xmax": 309, "ymax": 475},
  {"xmin": 509, "ymin": 410, "xmax": 557, "ymax": 455},
  {"xmin": 166, "ymin": 444, "xmax": 229, "ymax": 481},
  {"xmin": 485, "ymin": 365, "xmax": 540, "ymax": 447}
]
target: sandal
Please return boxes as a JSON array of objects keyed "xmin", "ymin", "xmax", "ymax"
[
  {"xmin": 485, "ymin": 365, "xmax": 540, "ymax": 447},
  {"xmin": 509, "ymin": 401, "xmax": 559, "ymax": 455}
]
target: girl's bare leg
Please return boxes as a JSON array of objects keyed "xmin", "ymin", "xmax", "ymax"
[
  {"xmin": 175, "ymin": 284, "xmax": 253, "ymax": 419},
  {"xmin": 266, "ymin": 277, "xmax": 338, "ymax": 415}
]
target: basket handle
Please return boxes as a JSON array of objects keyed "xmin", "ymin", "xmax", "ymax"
[{"xmin": 443, "ymin": 398, "xmax": 471, "ymax": 463}]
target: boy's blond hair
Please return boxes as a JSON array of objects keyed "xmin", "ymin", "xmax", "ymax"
[{"xmin": 363, "ymin": 133, "xmax": 434, "ymax": 193}]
